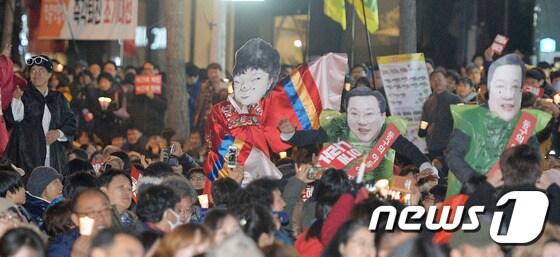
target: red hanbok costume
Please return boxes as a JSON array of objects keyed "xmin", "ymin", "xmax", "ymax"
[
  {"xmin": 0, "ymin": 55, "xmax": 27, "ymax": 155},
  {"xmin": 203, "ymin": 53, "xmax": 348, "ymax": 192},
  {"xmin": 205, "ymin": 95, "xmax": 281, "ymax": 188}
]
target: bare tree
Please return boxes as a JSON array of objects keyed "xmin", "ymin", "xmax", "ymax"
[
  {"xmin": 1, "ymin": 0, "xmax": 15, "ymax": 55},
  {"xmin": 163, "ymin": 0, "xmax": 189, "ymax": 140}
]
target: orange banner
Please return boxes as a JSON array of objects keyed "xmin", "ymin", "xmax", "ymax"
[{"xmin": 37, "ymin": 0, "xmax": 137, "ymax": 40}]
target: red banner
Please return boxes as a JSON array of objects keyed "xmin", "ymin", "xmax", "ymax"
[
  {"xmin": 348, "ymin": 123, "xmax": 401, "ymax": 177},
  {"xmin": 432, "ymin": 194, "xmax": 471, "ymax": 245},
  {"xmin": 318, "ymin": 141, "xmax": 362, "ymax": 169},
  {"xmin": 487, "ymin": 112, "xmax": 537, "ymax": 177},
  {"xmin": 300, "ymin": 184, "xmax": 314, "ymax": 202},
  {"xmin": 134, "ymin": 75, "xmax": 162, "ymax": 95}
]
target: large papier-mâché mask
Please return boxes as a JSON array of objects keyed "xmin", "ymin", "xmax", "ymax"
[
  {"xmin": 233, "ymin": 68, "xmax": 272, "ymax": 106},
  {"xmin": 488, "ymin": 65, "xmax": 522, "ymax": 122},
  {"xmin": 347, "ymin": 95, "xmax": 385, "ymax": 143}
]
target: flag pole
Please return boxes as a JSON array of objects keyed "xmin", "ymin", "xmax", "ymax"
[
  {"xmin": 360, "ymin": 0, "xmax": 376, "ymax": 87},
  {"xmin": 350, "ymin": 0, "xmax": 357, "ymax": 68}
]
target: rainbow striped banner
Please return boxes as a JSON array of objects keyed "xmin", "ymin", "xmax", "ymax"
[
  {"xmin": 278, "ymin": 65, "xmax": 323, "ymax": 130},
  {"xmin": 206, "ymin": 135, "xmax": 251, "ymax": 181},
  {"xmin": 264, "ymin": 53, "xmax": 347, "ymax": 153}
]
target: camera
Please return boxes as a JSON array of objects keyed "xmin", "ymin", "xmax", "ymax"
[
  {"xmin": 162, "ymin": 144, "xmax": 179, "ymax": 166},
  {"xmin": 227, "ymin": 146, "xmax": 238, "ymax": 169},
  {"xmin": 307, "ymin": 166, "xmax": 319, "ymax": 180}
]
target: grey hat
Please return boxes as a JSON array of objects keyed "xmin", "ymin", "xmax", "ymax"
[{"xmin": 26, "ymin": 166, "xmax": 62, "ymax": 197}]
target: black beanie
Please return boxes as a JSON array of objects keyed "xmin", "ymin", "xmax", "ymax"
[{"xmin": 26, "ymin": 55, "xmax": 53, "ymax": 73}]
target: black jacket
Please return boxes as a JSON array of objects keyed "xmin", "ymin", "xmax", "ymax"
[
  {"xmin": 418, "ymin": 91, "xmax": 461, "ymax": 152},
  {"xmin": 5, "ymin": 86, "xmax": 76, "ymax": 174},
  {"xmin": 23, "ymin": 192, "xmax": 49, "ymax": 230},
  {"xmin": 129, "ymin": 94, "xmax": 167, "ymax": 137},
  {"xmin": 87, "ymin": 87, "xmax": 126, "ymax": 145}
]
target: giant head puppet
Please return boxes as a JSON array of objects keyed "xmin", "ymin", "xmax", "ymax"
[
  {"xmin": 487, "ymin": 54, "xmax": 526, "ymax": 122},
  {"xmin": 344, "ymin": 86, "xmax": 387, "ymax": 144},
  {"xmin": 204, "ymin": 38, "xmax": 284, "ymax": 192},
  {"xmin": 232, "ymin": 38, "xmax": 280, "ymax": 107}
]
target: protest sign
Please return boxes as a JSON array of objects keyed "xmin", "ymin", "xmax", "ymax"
[
  {"xmin": 377, "ymin": 53, "xmax": 430, "ymax": 152},
  {"xmin": 318, "ymin": 141, "xmax": 362, "ymax": 169},
  {"xmin": 491, "ymin": 34, "xmax": 509, "ymax": 55},
  {"xmin": 134, "ymin": 74, "xmax": 162, "ymax": 95},
  {"xmin": 38, "ymin": 0, "xmax": 137, "ymax": 40}
]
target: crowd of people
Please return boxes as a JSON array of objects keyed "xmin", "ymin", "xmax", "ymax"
[{"xmin": 0, "ymin": 37, "xmax": 560, "ymax": 257}]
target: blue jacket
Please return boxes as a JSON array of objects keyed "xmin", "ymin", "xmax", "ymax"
[
  {"xmin": 47, "ymin": 228, "xmax": 79, "ymax": 257},
  {"xmin": 23, "ymin": 192, "xmax": 49, "ymax": 230},
  {"xmin": 188, "ymin": 79, "xmax": 202, "ymax": 127}
]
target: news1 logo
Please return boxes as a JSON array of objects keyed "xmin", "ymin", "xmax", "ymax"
[{"xmin": 368, "ymin": 191, "xmax": 549, "ymax": 244}]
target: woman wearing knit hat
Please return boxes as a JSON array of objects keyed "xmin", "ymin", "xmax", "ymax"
[{"xmin": 4, "ymin": 55, "xmax": 77, "ymax": 174}]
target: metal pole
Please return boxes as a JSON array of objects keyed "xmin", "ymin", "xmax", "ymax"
[
  {"xmin": 350, "ymin": 0, "xmax": 356, "ymax": 67},
  {"xmin": 360, "ymin": 0, "xmax": 375, "ymax": 86},
  {"xmin": 305, "ymin": 0, "xmax": 311, "ymax": 61},
  {"xmin": 360, "ymin": 0, "xmax": 374, "ymax": 65},
  {"xmin": 504, "ymin": 0, "xmax": 509, "ymax": 35},
  {"xmin": 398, "ymin": 0, "xmax": 416, "ymax": 53}
]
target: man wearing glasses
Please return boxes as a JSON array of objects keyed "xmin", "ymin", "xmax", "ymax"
[
  {"xmin": 48, "ymin": 189, "xmax": 113, "ymax": 257},
  {"xmin": 4, "ymin": 55, "xmax": 77, "ymax": 174}
]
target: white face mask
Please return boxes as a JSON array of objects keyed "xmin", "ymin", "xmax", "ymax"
[
  {"xmin": 346, "ymin": 96, "xmax": 385, "ymax": 143},
  {"xmin": 488, "ymin": 65, "xmax": 522, "ymax": 122},
  {"xmin": 166, "ymin": 209, "xmax": 182, "ymax": 231},
  {"xmin": 233, "ymin": 68, "xmax": 271, "ymax": 106}
]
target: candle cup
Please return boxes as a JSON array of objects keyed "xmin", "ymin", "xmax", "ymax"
[
  {"xmin": 79, "ymin": 216, "xmax": 95, "ymax": 236},
  {"xmin": 554, "ymin": 94, "xmax": 560, "ymax": 105},
  {"xmin": 98, "ymin": 97, "xmax": 112, "ymax": 111},
  {"xmin": 420, "ymin": 121, "xmax": 429, "ymax": 130},
  {"xmin": 198, "ymin": 194, "xmax": 209, "ymax": 209},
  {"xmin": 345, "ymin": 82, "xmax": 352, "ymax": 91},
  {"xmin": 375, "ymin": 179, "xmax": 390, "ymax": 198}
]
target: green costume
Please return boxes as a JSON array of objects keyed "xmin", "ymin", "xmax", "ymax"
[
  {"xmin": 320, "ymin": 109, "xmax": 408, "ymax": 182},
  {"xmin": 446, "ymin": 104, "xmax": 551, "ymax": 197}
]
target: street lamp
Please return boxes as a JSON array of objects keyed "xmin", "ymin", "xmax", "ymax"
[{"xmin": 540, "ymin": 38, "xmax": 556, "ymax": 53}]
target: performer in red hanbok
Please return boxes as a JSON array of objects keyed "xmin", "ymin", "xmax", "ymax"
[
  {"xmin": 203, "ymin": 38, "xmax": 347, "ymax": 191},
  {"xmin": 204, "ymin": 38, "xmax": 282, "ymax": 188}
]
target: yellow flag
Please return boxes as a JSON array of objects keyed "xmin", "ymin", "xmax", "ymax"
[
  {"xmin": 350, "ymin": 0, "xmax": 379, "ymax": 34},
  {"xmin": 324, "ymin": 0, "xmax": 346, "ymax": 30}
]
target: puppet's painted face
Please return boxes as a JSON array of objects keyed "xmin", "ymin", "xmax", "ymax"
[
  {"xmin": 347, "ymin": 96, "xmax": 385, "ymax": 143},
  {"xmin": 488, "ymin": 65, "xmax": 522, "ymax": 122},
  {"xmin": 233, "ymin": 68, "xmax": 271, "ymax": 106}
]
